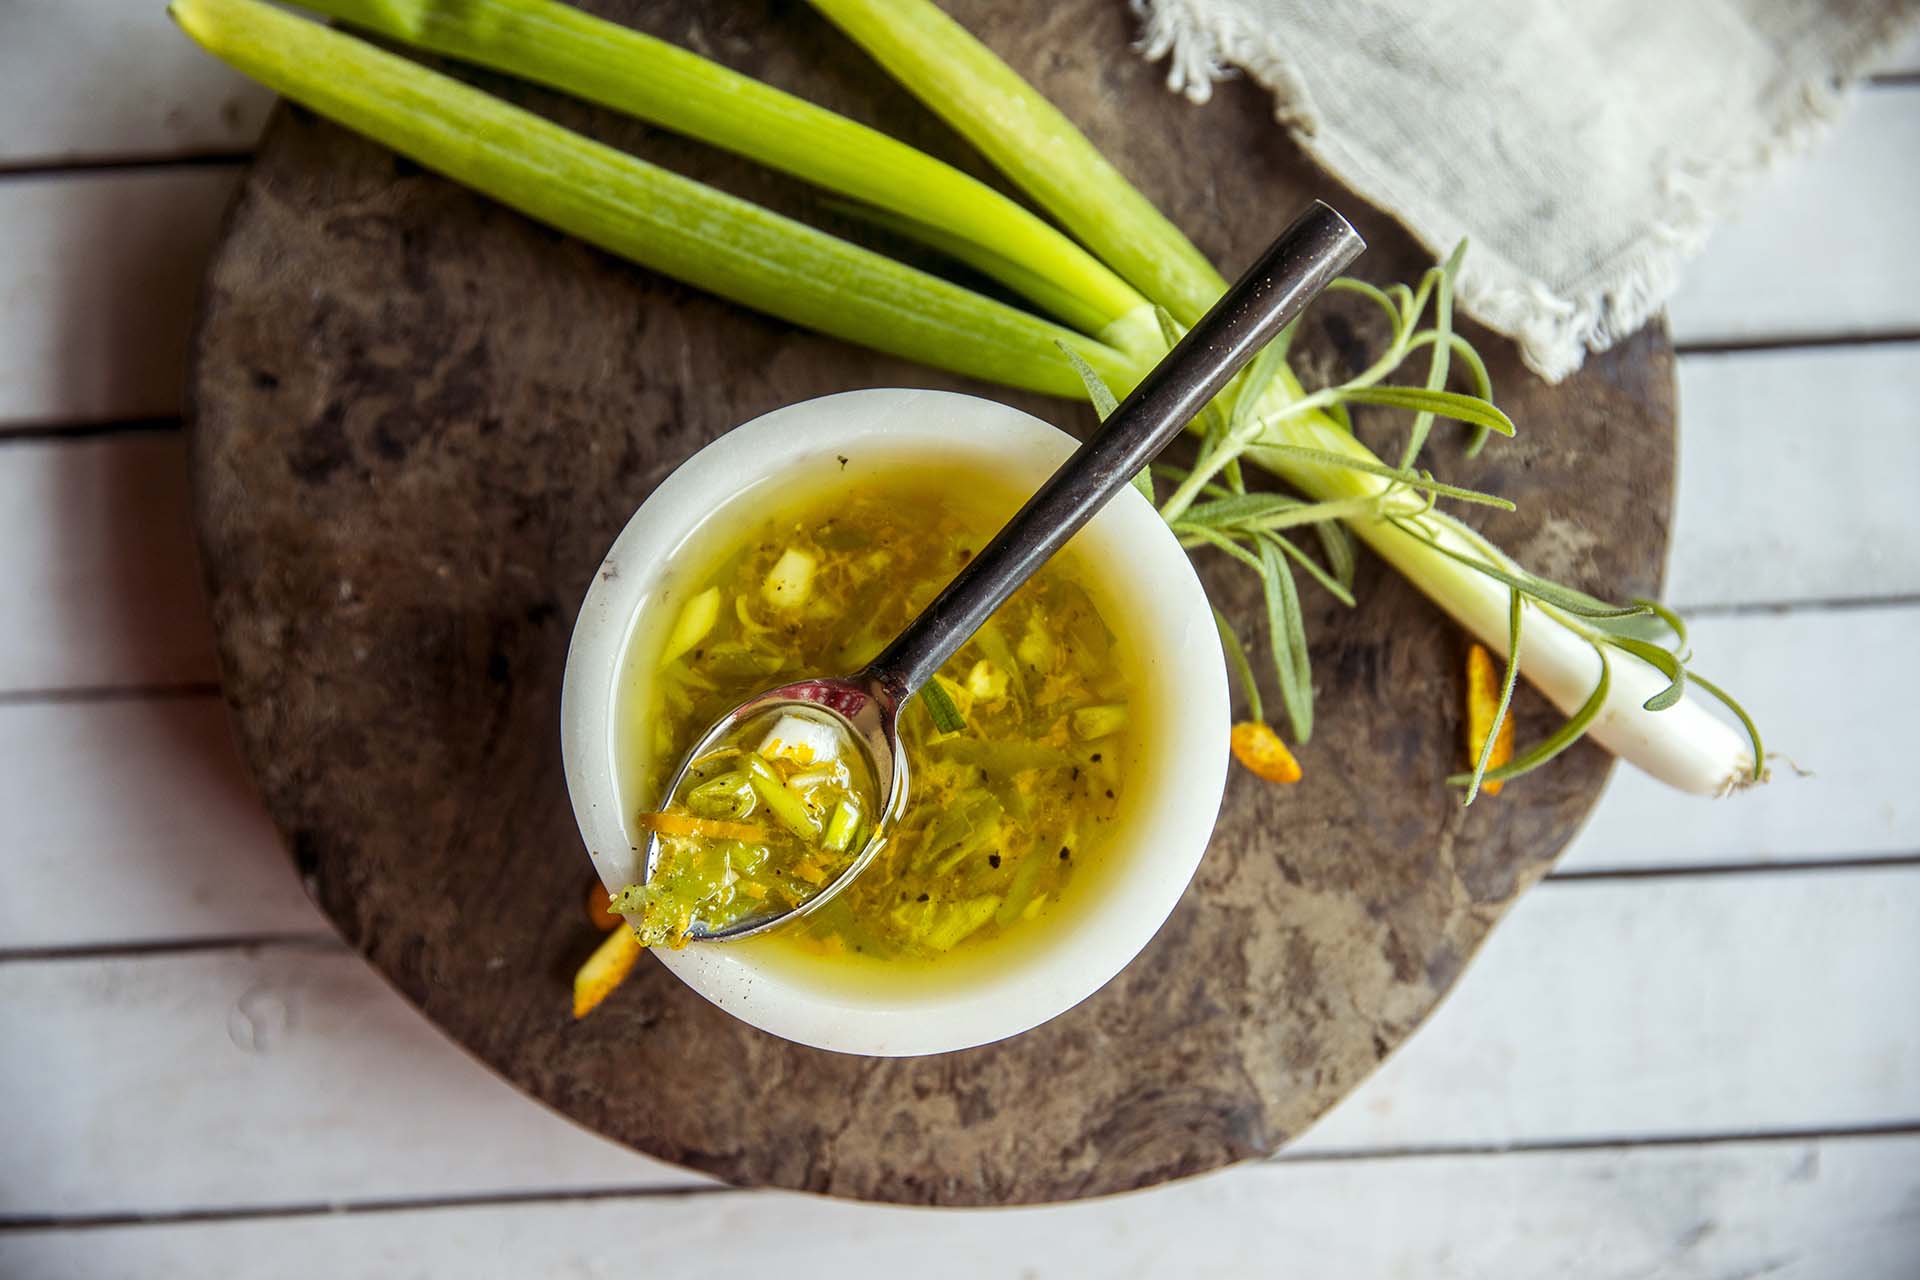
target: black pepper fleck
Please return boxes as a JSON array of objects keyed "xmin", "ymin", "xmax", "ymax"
[{"xmin": 988, "ymin": 854, "xmax": 1001, "ymax": 868}]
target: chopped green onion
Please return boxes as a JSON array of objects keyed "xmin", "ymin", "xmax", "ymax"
[
  {"xmin": 761, "ymin": 548, "xmax": 817, "ymax": 610},
  {"xmin": 1069, "ymin": 704, "xmax": 1129, "ymax": 741},
  {"xmin": 921, "ymin": 679, "xmax": 966, "ymax": 734},
  {"xmin": 684, "ymin": 771, "xmax": 757, "ymax": 821},
  {"xmin": 923, "ymin": 895, "xmax": 999, "ymax": 950},
  {"xmin": 658, "ymin": 586, "xmax": 719, "ymax": 668},
  {"xmin": 822, "ymin": 797, "xmax": 863, "ymax": 853},
  {"xmin": 743, "ymin": 753, "xmax": 821, "ymax": 840}
]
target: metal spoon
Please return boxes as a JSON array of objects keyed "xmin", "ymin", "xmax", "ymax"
[{"xmin": 647, "ymin": 201, "xmax": 1364, "ymax": 940}]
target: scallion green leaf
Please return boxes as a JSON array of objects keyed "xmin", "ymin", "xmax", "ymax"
[
  {"xmin": 921, "ymin": 680, "xmax": 966, "ymax": 734},
  {"xmin": 170, "ymin": 0, "xmax": 1137, "ymax": 399},
  {"xmin": 807, "ymin": 0, "xmax": 1228, "ymax": 325},
  {"xmin": 298, "ymin": 0, "xmax": 1145, "ymax": 329}
]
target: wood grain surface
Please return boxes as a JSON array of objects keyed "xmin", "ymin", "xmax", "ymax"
[{"xmin": 187, "ymin": 0, "xmax": 1674, "ymax": 1204}]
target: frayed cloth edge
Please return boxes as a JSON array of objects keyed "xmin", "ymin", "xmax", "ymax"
[{"xmin": 1129, "ymin": 0, "xmax": 1920, "ymax": 381}]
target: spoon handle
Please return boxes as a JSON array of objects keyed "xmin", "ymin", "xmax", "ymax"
[{"xmin": 864, "ymin": 200, "xmax": 1365, "ymax": 699}]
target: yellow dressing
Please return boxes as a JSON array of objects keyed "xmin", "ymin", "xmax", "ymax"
[{"xmin": 613, "ymin": 451, "xmax": 1148, "ymax": 992}]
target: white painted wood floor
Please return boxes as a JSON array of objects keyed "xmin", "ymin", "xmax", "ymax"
[{"xmin": 2, "ymin": 5, "xmax": 1917, "ymax": 1276}]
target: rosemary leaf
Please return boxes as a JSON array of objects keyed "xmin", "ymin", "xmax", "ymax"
[
  {"xmin": 1213, "ymin": 608, "xmax": 1265, "ymax": 723},
  {"xmin": 1463, "ymin": 588, "xmax": 1523, "ymax": 804},
  {"xmin": 1610, "ymin": 636, "xmax": 1687, "ymax": 712},
  {"xmin": 1056, "ymin": 340, "xmax": 1121, "ymax": 419},
  {"xmin": 1255, "ymin": 530, "xmax": 1358, "ymax": 607},
  {"xmin": 1398, "ymin": 240, "xmax": 1463, "ymax": 470},
  {"xmin": 1313, "ymin": 517, "xmax": 1359, "ymax": 592},
  {"xmin": 1395, "ymin": 517, "xmax": 1652, "ymax": 619},
  {"xmin": 1251, "ymin": 445, "xmax": 1516, "ymax": 508},
  {"xmin": 1686, "ymin": 671, "xmax": 1767, "ymax": 781},
  {"xmin": 1327, "ymin": 277, "xmax": 1406, "ymax": 347},
  {"xmin": 1452, "ymin": 646, "xmax": 1611, "ymax": 785},
  {"xmin": 1259, "ymin": 537, "xmax": 1314, "ymax": 742},
  {"xmin": 1054, "ymin": 340, "xmax": 1152, "ymax": 502},
  {"xmin": 1174, "ymin": 523, "xmax": 1267, "ymax": 574},
  {"xmin": 1180, "ymin": 493, "xmax": 1315, "ymax": 528},
  {"xmin": 1336, "ymin": 386, "xmax": 1515, "ymax": 437},
  {"xmin": 1636, "ymin": 598, "xmax": 1691, "ymax": 650},
  {"xmin": 1231, "ymin": 330, "xmax": 1300, "ymax": 442}
]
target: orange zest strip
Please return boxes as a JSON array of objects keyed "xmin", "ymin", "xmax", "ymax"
[
  {"xmin": 637, "ymin": 810, "xmax": 771, "ymax": 842},
  {"xmin": 586, "ymin": 881, "xmax": 620, "ymax": 931},
  {"xmin": 572, "ymin": 926, "xmax": 642, "ymax": 1019},
  {"xmin": 1229, "ymin": 720, "xmax": 1302, "ymax": 784}
]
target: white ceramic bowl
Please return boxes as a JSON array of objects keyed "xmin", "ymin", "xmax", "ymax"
[{"xmin": 561, "ymin": 388, "xmax": 1228, "ymax": 1056}]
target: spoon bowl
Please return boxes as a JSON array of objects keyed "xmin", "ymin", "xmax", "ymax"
[{"xmin": 650, "ymin": 674, "xmax": 907, "ymax": 940}]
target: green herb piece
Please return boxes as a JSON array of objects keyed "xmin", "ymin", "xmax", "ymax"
[
  {"xmin": 1069, "ymin": 704, "xmax": 1129, "ymax": 741},
  {"xmin": 1463, "ymin": 589, "xmax": 1524, "ymax": 804},
  {"xmin": 1687, "ymin": 670, "xmax": 1767, "ymax": 782},
  {"xmin": 1213, "ymin": 608, "xmax": 1265, "ymax": 723},
  {"xmin": 743, "ymin": 753, "xmax": 823, "ymax": 840},
  {"xmin": 1258, "ymin": 537, "xmax": 1314, "ymax": 742},
  {"xmin": 1451, "ymin": 647, "xmax": 1611, "ymax": 786},
  {"xmin": 823, "ymin": 797, "xmax": 863, "ymax": 853},
  {"xmin": 921, "ymin": 679, "xmax": 966, "ymax": 734}
]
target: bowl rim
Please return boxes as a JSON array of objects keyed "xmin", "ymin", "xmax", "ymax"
[{"xmin": 560, "ymin": 387, "xmax": 1229, "ymax": 1056}]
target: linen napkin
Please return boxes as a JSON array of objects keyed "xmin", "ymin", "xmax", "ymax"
[{"xmin": 1130, "ymin": 0, "xmax": 1920, "ymax": 380}]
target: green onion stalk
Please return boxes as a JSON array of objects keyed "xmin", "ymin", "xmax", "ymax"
[{"xmin": 172, "ymin": 0, "xmax": 1764, "ymax": 797}]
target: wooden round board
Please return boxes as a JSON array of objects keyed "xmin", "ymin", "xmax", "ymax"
[{"xmin": 188, "ymin": 0, "xmax": 1674, "ymax": 1205}]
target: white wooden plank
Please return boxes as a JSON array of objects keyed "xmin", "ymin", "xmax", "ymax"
[
  {"xmin": 1871, "ymin": 25, "xmax": 1920, "ymax": 76},
  {"xmin": 1669, "ymin": 90, "xmax": 1920, "ymax": 345},
  {"xmin": 5, "ymin": 872, "xmax": 1913, "ymax": 1217},
  {"xmin": 1564, "ymin": 605, "xmax": 1918, "ymax": 870},
  {"xmin": 0, "ymin": 435, "xmax": 219, "ymax": 693},
  {"xmin": 0, "ymin": 167, "xmax": 240, "ymax": 427},
  {"xmin": 1667, "ymin": 343, "xmax": 1920, "ymax": 609},
  {"xmin": 0, "ymin": 695, "xmax": 315, "ymax": 950},
  {"xmin": 1295, "ymin": 867, "xmax": 1920, "ymax": 1154},
  {"xmin": 0, "ymin": 0, "xmax": 274, "ymax": 167},
  {"xmin": 4, "ymin": 1136, "xmax": 1916, "ymax": 1280},
  {"xmin": 0, "ymin": 948, "xmax": 690, "ymax": 1219}
]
